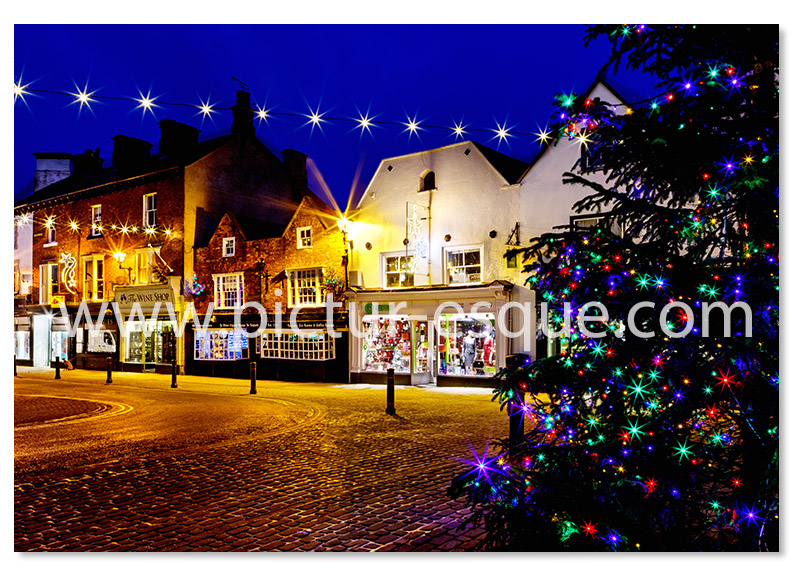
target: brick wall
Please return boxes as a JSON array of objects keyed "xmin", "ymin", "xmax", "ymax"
[
  {"xmin": 193, "ymin": 199, "xmax": 345, "ymax": 314},
  {"xmin": 28, "ymin": 171, "xmax": 186, "ymax": 304}
]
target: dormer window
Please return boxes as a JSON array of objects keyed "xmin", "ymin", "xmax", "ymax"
[
  {"xmin": 420, "ymin": 170, "xmax": 436, "ymax": 192},
  {"xmin": 223, "ymin": 237, "xmax": 236, "ymax": 257}
]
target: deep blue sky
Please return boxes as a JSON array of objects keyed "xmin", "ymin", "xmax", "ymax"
[{"xmin": 14, "ymin": 24, "xmax": 656, "ymax": 209}]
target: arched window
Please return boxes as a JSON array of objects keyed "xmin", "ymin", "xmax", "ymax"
[{"xmin": 421, "ymin": 170, "xmax": 436, "ymax": 191}]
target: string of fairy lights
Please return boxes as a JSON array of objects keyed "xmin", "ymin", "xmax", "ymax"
[{"xmin": 12, "ymin": 75, "xmax": 674, "ymax": 149}]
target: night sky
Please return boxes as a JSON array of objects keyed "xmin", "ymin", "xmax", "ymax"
[{"xmin": 14, "ymin": 24, "xmax": 657, "ymax": 210}]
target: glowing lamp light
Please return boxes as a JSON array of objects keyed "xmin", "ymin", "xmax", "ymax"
[
  {"xmin": 144, "ymin": 226, "xmax": 156, "ymax": 235},
  {"xmin": 44, "ymin": 216, "xmax": 55, "ymax": 229},
  {"xmin": 337, "ymin": 217, "xmax": 350, "ymax": 234},
  {"xmin": 256, "ymin": 107, "xmax": 268, "ymax": 120},
  {"xmin": 113, "ymin": 251, "xmax": 127, "ymax": 263},
  {"xmin": 164, "ymin": 228, "xmax": 172, "ymax": 236},
  {"xmin": 69, "ymin": 221, "xmax": 80, "ymax": 231}
]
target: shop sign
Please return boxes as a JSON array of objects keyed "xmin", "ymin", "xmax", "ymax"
[
  {"xmin": 115, "ymin": 285, "xmax": 175, "ymax": 308},
  {"xmin": 364, "ymin": 303, "xmax": 396, "ymax": 314}
]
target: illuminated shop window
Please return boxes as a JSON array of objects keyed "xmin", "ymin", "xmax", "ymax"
[
  {"xmin": 437, "ymin": 313, "xmax": 496, "ymax": 377},
  {"xmin": 259, "ymin": 331, "xmax": 335, "ymax": 360},
  {"xmin": 194, "ymin": 329, "xmax": 249, "ymax": 361}
]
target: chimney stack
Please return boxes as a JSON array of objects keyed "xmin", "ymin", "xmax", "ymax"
[
  {"xmin": 32, "ymin": 153, "xmax": 73, "ymax": 192},
  {"xmin": 231, "ymin": 90, "xmax": 255, "ymax": 139},
  {"xmin": 112, "ymin": 135, "xmax": 152, "ymax": 171},
  {"xmin": 281, "ymin": 149, "xmax": 309, "ymax": 201},
  {"xmin": 158, "ymin": 119, "xmax": 200, "ymax": 157}
]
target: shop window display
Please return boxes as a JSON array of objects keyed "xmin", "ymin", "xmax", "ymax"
[
  {"xmin": 362, "ymin": 315, "xmax": 411, "ymax": 373},
  {"xmin": 126, "ymin": 321, "xmax": 176, "ymax": 365},
  {"xmin": 51, "ymin": 331, "xmax": 69, "ymax": 362},
  {"xmin": 437, "ymin": 313, "xmax": 497, "ymax": 377},
  {"xmin": 194, "ymin": 329, "xmax": 249, "ymax": 361},
  {"xmin": 259, "ymin": 330, "xmax": 334, "ymax": 361},
  {"xmin": 14, "ymin": 331, "xmax": 31, "ymax": 360}
]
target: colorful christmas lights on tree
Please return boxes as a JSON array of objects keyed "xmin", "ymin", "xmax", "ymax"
[{"xmin": 450, "ymin": 24, "xmax": 778, "ymax": 552}]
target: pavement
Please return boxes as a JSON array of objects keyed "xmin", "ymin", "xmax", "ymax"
[{"xmin": 14, "ymin": 366, "xmax": 511, "ymax": 552}]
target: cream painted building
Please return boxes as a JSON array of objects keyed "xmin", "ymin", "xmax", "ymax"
[{"xmin": 344, "ymin": 80, "xmax": 625, "ymax": 386}]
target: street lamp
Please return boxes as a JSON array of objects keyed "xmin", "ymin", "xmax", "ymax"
[{"xmin": 114, "ymin": 251, "xmax": 133, "ymax": 284}]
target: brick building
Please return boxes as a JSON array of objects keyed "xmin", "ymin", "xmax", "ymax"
[
  {"xmin": 188, "ymin": 196, "xmax": 349, "ymax": 381},
  {"xmin": 13, "ymin": 90, "xmax": 327, "ymax": 375}
]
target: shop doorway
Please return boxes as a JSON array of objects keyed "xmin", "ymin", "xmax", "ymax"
[
  {"xmin": 410, "ymin": 320, "xmax": 434, "ymax": 386},
  {"xmin": 32, "ymin": 315, "xmax": 50, "ymax": 368}
]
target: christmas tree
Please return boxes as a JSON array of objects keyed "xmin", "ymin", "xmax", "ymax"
[{"xmin": 450, "ymin": 25, "xmax": 778, "ymax": 551}]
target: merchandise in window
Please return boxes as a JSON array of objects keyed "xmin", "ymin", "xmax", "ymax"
[
  {"xmin": 447, "ymin": 248, "xmax": 482, "ymax": 285},
  {"xmin": 383, "ymin": 255, "xmax": 415, "ymax": 288},
  {"xmin": 214, "ymin": 273, "xmax": 244, "ymax": 309},
  {"xmin": 437, "ymin": 313, "xmax": 497, "ymax": 377},
  {"xmin": 51, "ymin": 331, "xmax": 69, "ymax": 362},
  {"xmin": 259, "ymin": 331, "xmax": 335, "ymax": 360},
  {"xmin": 14, "ymin": 331, "xmax": 31, "ymax": 360},
  {"xmin": 361, "ymin": 315, "xmax": 411, "ymax": 373},
  {"xmin": 125, "ymin": 321, "xmax": 176, "ymax": 365},
  {"xmin": 194, "ymin": 329, "xmax": 249, "ymax": 360}
]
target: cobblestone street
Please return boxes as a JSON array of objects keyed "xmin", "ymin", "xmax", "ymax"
[{"xmin": 14, "ymin": 368, "xmax": 508, "ymax": 551}]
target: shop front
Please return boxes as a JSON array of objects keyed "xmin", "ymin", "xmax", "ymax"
[
  {"xmin": 13, "ymin": 309, "xmax": 31, "ymax": 368},
  {"xmin": 185, "ymin": 311, "xmax": 348, "ymax": 382},
  {"xmin": 114, "ymin": 282, "xmax": 182, "ymax": 374},
  {"xmin": 346, "ymin": 281, "xmax": 534, "ymax": 387}
]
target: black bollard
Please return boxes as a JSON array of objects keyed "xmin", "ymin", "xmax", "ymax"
[
  {"xmin": 508, "ymin": 390, "xmax": 526, "ymax": 447},
  {"xmin": 106, "ymin": 356, "xmax": 113, "ymax": 384},
  {"xmin": 249, "ymin": 361, "xmax": 257, "ymax": 394},
  {"xmin": 171, "ymin": 359, "xmax": 178, "ymax": 388},
  {"xmin": 55, "ymin": 355, "xmax": 61, "ymax": 380},
  {"xmin": 14, "ymin": 354, "xmax": 17, "ymax": 377},
  {"xmin": 386, "ymin": 367, "xmax": 395, "ymax": 415}
]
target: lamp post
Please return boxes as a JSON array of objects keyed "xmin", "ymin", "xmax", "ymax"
[{"xmin": 338, "ymin": 216, "xmax": 350, "ymax": 290}]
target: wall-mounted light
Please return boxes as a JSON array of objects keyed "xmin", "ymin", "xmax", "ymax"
[
  {"xmin": 444, "ymin": 234, "xmax": 452, "ymax": 242},
  {"xmin": 489, "ymin": 230, "xmax": 497, "ymax": 239},
  {"xmin": 114, "ymin": 251, "xmax": 132, "ymax": 284},
  {"xmin": 365, "ymin": 242, "xmax": 372, "ymax": 251}
]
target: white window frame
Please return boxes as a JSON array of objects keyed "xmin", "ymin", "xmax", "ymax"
[
  {"xmin": 81, "ymin": 255, "xmax": 105, "ymax": 301},
  {"xmin": 296, "ymin": 226, "xmax": 313, "ymax": 249},
  {"xmin": 90, "ymin": 204, "xmax": 102, "ymax": 236},
  {"xmin": 39, "ymin": 262, "xmax": 59, "ymax": 304},
  {"xmin": 143, "ymin": 193, "xmax": 157, "ymax": 227},
  {"xmin": 44, "ymin": 217, "xmax": 57, "ymax": 246},
  {"xmin": 134, "ymin": 246, "xmax": 161, "ymax": 285},
  {"xmin": 445, "ymin": 245, "xmax": 483, "ymax": 286},
  {"xmin": 213, "ymin": 272, "xmax": 245, "ymax": 310},
  {"xmin": 380, "ymin": 251, "xmax": 416, "ymax": 289},
  {"xmin": 222, "ymin": 237, "xmax": 236, "ymax": 257},
  {"xmin": 287, "ymin": 267, "xmax": 323, "ymax": 307},
  {"xmin": 258, "ymin": 330, "xmax": 335, "ymax": 361}
]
